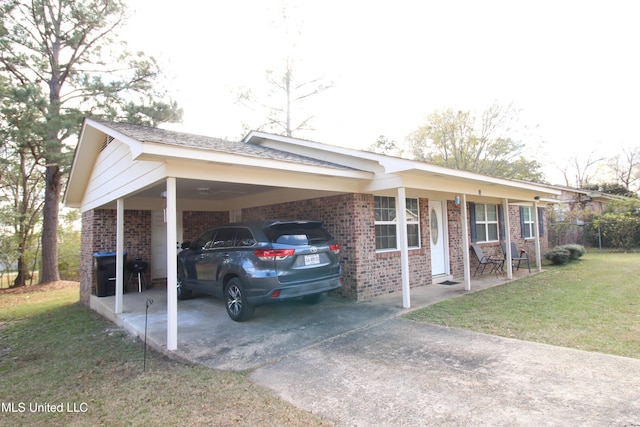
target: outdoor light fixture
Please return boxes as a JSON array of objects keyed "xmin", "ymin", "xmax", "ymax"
[{"xmin": 454, "ymin": 195, "xmax": 461, "ymax": 209}]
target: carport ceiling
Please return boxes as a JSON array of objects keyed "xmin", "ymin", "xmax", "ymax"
[{"xmin": 134, "ymin": 179, "xmax": 272, "ymax": 201}]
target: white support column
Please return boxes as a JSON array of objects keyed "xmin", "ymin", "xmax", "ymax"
[
  {"xmin": 503, "ymin": 198, "xmax": 513, "ymax": 280},
  {"xmin": 460, "ymin": 194, "xmax": 471, "ymax": 291},
  {"xmin": 166, "ymin": 177, "xmax": 178, "ymax": 351},
  {"xmin": 397, "ymin": 188, "xmax": 411, "ymax": 309},
  {"xmin": 115, "ymin": 198, "xmax": 124, "ymax": 314},
  {"xmin": 533, "ymin": 201, "xmax": 542, "ymax": 271}
]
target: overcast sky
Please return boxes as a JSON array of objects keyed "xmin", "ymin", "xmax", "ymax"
[{"xmin": 124, "ymin": 0, "xmax": 639, "ymax": 185}]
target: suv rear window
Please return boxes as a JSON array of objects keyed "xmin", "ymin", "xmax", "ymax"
[{"xmin": 266, "ymin": 222, "xmax": 332, "ymax": 245}]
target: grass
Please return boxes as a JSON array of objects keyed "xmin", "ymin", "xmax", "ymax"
[
  {"xmin": 0, "ymin": 282, "xmax": 330, "ymax": 426},
  {"xmin": 405, "ymin": 251, "xmax": 640, "ymax": 359}
]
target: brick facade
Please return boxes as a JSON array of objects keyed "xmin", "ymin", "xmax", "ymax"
[
  {"xmin": 80, "ymin": 209, "xmax": 151, "ymax": 304},
  {"xmin": 243, "ymin": 194, "xmax": 434, "ymax": 300},
  {"xmin": 79, "ymin": 196, "xmax": 549, "ymax": 305},
  {"xmin": 467, "ymin": 205, "xmax": 548, "ymax": 274},
  {"xmin": 182, "ymin": 211, "xmax": 229, "ymax": 243}
]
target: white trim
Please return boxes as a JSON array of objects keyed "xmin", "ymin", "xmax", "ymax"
[
  {"xmin": 166, "ymin": 177, "xmax": 178, "ymax": 351},
  {"xmin": 461, "ymin": 194, "xmax": 471, "ymax": 291},
  {"xmin": 533, "ymin": 201, "xmax": 542, "ymax": 271},
  {"xmin": 115, "ymin": 198, "xmax": 125, "ymax": 314},
  {"xmin": 397, "ymin": 188, "xmax": 410, "ymax": 309},
  {"xmin": 503, "ymin": 198, "xmax": 513, "ymax": 280}
]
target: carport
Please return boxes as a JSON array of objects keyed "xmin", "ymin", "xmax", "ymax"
[{"xmin": 64, "ymin": 119, "xmax": 560, "ymax": 351}]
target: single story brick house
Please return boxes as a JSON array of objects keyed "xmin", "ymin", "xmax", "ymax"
[{"xmin": 64, "ymin": 119, "xmax": 560, "ymax": 350}]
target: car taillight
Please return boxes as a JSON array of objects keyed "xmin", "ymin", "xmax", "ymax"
[
  {"xmin": 330, "ymin": 244, "xmax": 340, "ymax": 254},
  {"xmin": 253, "ymin": 249, "xmax": 295, "ymax": 261}
]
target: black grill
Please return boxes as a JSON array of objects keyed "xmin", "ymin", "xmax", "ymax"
[{"xmin": 126, "ymin": 260, "xmax": 148, "ymax": 273}]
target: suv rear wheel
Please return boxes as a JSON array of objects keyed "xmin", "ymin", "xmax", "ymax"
[{"xmin": 225, "ymin": 278, "xmax": 255, "ymax": 322}]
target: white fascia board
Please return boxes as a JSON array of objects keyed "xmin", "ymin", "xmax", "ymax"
[
  {"xmin": 138, "ymin": 141, "xmax": 373, "ymax": 180},
  {"xmin": 243, "ymin": 132, "xmax": 560, "ymax": 199},
  {"xmin": 243, "ymin": 131, "xmax": 386, "ymax": 172},
  {"xmin": 395, "ymin": 163, "xmax": 561, "ymax": 197},
  {"xmin": 84, "ymin": 119, "xmax": 144, "ymax": 156},
  {"xmin": 165, "ymin": 160, "xmax": 365, "ymax": 193}
]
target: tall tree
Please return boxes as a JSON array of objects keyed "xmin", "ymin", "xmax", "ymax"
[
  {"xmin": 607, "ymin": 147, "xmax": 640, "ymax": 193},
  {"xmin": 235, "ymin": 1, "xmax": 331, "ymax": 137},
  {"xmin": 367, "ymin": 135, "xmax": 403, "ymax": 157},
  {"xmin": 0, "ymin": 81, "xmax": 45, "ymax": 287},
  {"xmin": 0, "ymin": 0, "xmax": 182, "ymax": 283},
  {"xmin": 237, "ymin": 56, "xmax": 332, "ymax": 137},
  {"xmin": 406, "ymin": 103, "xmax": 544, "ymax": 181},
  {"xmin": 559, "ymin": 150, "xmax": 603, "ymax": 188}
]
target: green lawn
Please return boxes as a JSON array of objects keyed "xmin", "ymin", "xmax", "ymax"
[
  {"xmin": 405, "ymin": 251, "xmax": 640, "ymax": 359},
  {"xmin": 0, "ymin": 283, "xmax": 330, "ymax": 426}
]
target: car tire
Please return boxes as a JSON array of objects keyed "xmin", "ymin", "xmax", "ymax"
[
  {"xmin": 225, "ymin": 278, "xmax": 255, "ymax": 322},
  {"xmin": 177, "ymin": 271, "xmax": 192, "ymax": 300},
  {"xmin": 302, "ymin": 293, "xmax": 323, "ymax": 304}
]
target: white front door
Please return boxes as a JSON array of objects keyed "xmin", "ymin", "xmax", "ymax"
[{"xmin": 429, "ymin": 200, "xmax": 449, "ymax": 276}]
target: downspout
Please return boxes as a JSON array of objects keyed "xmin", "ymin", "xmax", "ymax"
[{"xmin": 397, "ymin": 188, "xmax": 411, "ymax": 308}]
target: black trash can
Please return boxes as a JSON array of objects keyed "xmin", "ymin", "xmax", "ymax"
[{"xmin": 93, "ymin": 251, "xmax": 127, "ymax": 297}]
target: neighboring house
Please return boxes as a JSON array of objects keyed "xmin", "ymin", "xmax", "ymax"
[
  {"xmin": 536, "ymin": 183, "xmax": 625, "ymax": 246},
  {"xmin": 544, "ymin": 184, "xmax": 624, "ymax": 219},
  {"xmin": 64, "ymin": 119, "xmax": 560, "ymax": 350}
]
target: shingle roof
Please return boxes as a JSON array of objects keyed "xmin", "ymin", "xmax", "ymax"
[{"xmin": 93, "ymin": 120, "xmax": 358, "ymax": 171}]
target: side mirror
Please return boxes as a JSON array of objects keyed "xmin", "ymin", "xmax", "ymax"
[{"xmin": 181, "ymin": 242, "xmax": 191, "ymax": 250}]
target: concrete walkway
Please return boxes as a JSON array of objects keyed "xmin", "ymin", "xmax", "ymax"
[{"xmin": 92, "ymin": 274, "xmax": 640, "ymax": 426}]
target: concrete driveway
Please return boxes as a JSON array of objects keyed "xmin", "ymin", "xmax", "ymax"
[{"xmin": 96, "ymin": 277, "xmax": 640, "ymax": 426}]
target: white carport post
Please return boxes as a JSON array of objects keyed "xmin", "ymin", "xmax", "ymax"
[
  {"xmin": 503, "ymin": 198, "xmax": 513, "ymax": 280},
  {"xmin": 533, "ymin": 200, "xmax": 542, "ymax": 271},
  {"xmin": 115, "ymin": 198, "xmax": 125, "ymax": 314},
  {"xmin": 397, "ymin": 187, "xmax": 411, "ymax": 308},
  {"xmin": 166, "ymin": 177, "xmax": 178, "ymax": 351},
  {"xmin": 460, "ymin": 194, "xmax": 471, "ymax": 291}
]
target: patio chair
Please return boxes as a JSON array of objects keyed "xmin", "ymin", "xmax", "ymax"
[
  {"xmin": 500, "ymin": 241, "xmax": 531, "ymax": 273},
  {"xmin": 470, "ymin": 243, "xmax": 503, "ymax": 277}
]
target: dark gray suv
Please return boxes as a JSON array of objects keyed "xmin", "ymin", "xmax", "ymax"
[{"xmin": 177, "ymin": 220, "xmax": 342, "ymax": 321}]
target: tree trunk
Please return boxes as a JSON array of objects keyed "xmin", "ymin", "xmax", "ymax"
[
  {"xmin": 40, "ymin": 164, "xmax": 61, "ymax": 283},
  {"xmin": 12, "ymin": 255, "xmax": 29, "ymax": 288}
]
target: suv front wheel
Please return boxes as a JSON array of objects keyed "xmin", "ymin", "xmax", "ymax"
[
  {"xmin": 177, "ymin": 271, "xmax": 193, "ymax": 300},
  {"xmin": 225, "ymin": 278, "xmax": 255, "ymax": 322}
]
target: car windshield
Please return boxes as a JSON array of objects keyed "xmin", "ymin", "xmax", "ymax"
[{"xmin": 266, "ymin": 222, "xmax": 331, "ymax": 245}]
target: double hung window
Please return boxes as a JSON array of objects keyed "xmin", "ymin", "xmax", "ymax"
[
  {"xmin": 473, "ymin": 203, "xmax": 499, "ymax": 242},
  {"xmin": 374, "ymin": 196, "xmax": 420, "ymax": 250}
]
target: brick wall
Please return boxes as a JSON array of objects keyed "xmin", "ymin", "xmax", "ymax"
[
  {"xmin": 80, "ymin": 209, "xmax": 151, "ymax": 303},
  {"xmin": 243, "ymin": 194, "xmax": 434, "ymax": 300},
  {"xmin": 447, "ymin": 201, "xmax": 465, "ymax": 279},
  {"xmin": 466, "ymin": 204, "xmax": 549, "ymax": 276},
  {"xmin": 79, "ymin": 198, "xmax": 550, "ymax": 305},
  {"xmin": 182, "ymin": 211, "xmax": 229, "ymax": 243}
]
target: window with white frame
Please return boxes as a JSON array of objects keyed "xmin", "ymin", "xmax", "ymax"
[
  {"xmin": 521, "ymin": 206, "xmax": 535, "ymax": 239},
  {"xmin": 375, "ymin": 196, "xmax": 396, "ymax": 250},
  {"xmin": 406, "ymin": 198, "xmax": 420, "ymax": 248},
  {"xmin": 374, "ymin": 196, "xmax": 420, "ymax": 250},
  {"xmin": 473, "ymin": 203, "xmax": 499, "ymax": 242}
]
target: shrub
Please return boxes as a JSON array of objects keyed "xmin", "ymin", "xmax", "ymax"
[
  {"xmin": 589, "ymin": 213, "xmax": 640, "ymax": 249},
  {"xmin": 560, "ymin": 244, "xmax": 586, "ymax": 261},
  {"xmin": 544, "ymin": 247, "xmax": 571, "ymax": 265}
]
